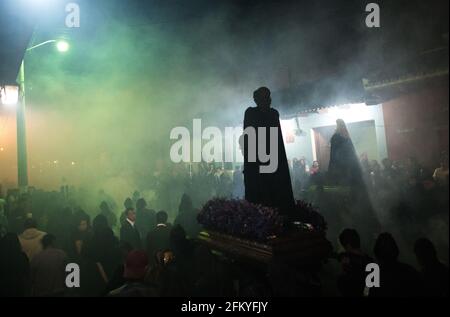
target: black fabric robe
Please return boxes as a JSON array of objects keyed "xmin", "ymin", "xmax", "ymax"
[
  {"xmin": 328, "ymin": 133, "xmax": 363, "ymax": 186},
  {"xmin": 243, "ymin": 107, "xmax": 295, "ymax": 217},
  {"xmin": 120, "ymin": 221, "xmax": 142, "ymax": 250}
]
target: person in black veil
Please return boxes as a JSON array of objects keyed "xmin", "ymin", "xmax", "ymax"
[
  {"xmin": 328, "ymin": 119, "xmax": 380, "ymax": 235},
  {"xmin": 328, "ymin": 119, "xmax": 363, "ymax": 187},
  {"xmin": 243, "ymin": 87, "xmax": 295, "ymax": 220}
]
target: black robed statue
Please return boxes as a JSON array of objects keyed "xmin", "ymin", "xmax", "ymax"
[
  {"xmin": 328, "ymin": 119, "xmax": 363, "ymax": 187},
  {"xmin": 328, "ymin": 120, "xmax": 381, "ymax": 233},
  {"xmin": 243, "ymin": 87, "xmax": 295, "ymax": 219}
]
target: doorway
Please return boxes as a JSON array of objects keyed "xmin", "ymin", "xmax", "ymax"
[{"xmin": 313, "ymin": 120, "xmax": 378, "ymax": 171}]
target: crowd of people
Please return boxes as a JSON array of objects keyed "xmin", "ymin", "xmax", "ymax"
[
  {"xmin": 0, "ymin": 191, "xmax": 211, "ymax": 297},
  {"xmin": 0, "ymin": 152, "xmax": 448, "ymax": 297},
  {"xmin": 334, "ymin": 229, "xmax": 448, "ymax": 297},
  {"xmin": 288, "ymin": 154, "xmax": 449, "ymax": 199},
  {"xmin": 0, "ymin": 190, "xmax": 447, "ymax": 297}
]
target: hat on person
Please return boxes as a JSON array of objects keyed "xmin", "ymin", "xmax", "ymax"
[{"xmin": 124, "ymin": 250, "xmax": 149, "ymax": 280}]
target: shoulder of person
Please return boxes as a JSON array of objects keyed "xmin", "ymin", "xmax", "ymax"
[
  {"xmin": 395, "ymin": 262, "xmax": 420, "ymax": 278},
  {"xmin": 270, "ymin": 108, "xmax": 280, "ymax": 116},
  {"xmin": 244, "ymin": 107, "xmax": 257, "ymax": 115},
  {"xmin": 330, "ymin": 133, "xmax": 341, "ymax": 142}
]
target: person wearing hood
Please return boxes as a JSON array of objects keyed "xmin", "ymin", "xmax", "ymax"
[
  {"xmin": 19, "ymin": 218, "xmax": 47, "ymax": 261},
  {"xmin": 174, "ymin": 194, "xmax": 201, "ymax": 239},
  {"xmin": 243, "ymin": 87, "xmax": 295, "ymax": 220},
  {"xmin": 100, "ymin": 201, "xmax": 117, "ymax": 229},
  {"xmin": 135, "ymin": 198, "xmax": 156, "ymax": 247}
]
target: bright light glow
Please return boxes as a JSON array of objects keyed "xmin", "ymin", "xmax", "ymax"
[
  {"xmin": 56, "ymin": 41, "xmax": 70, "ymax": 52},
  {"xmin": 0, "ymin": 85, "xmax": 19, "ymax": 106},
  {"xmin": 304, "ymin": 103, "xmax": 380, "ymax": 126},
  {"xmin": 71, "ymin": 161, "xmax": 76, "ymax": 165},
  {"xmin": 280, "ymin": 118, "xmax": 296, "ymax": 143},
  {"xmin": 321, "ymin": 103, "xmax": 369, "ymax": 123}
]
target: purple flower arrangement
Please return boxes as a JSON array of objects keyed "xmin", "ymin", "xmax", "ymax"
[
  {"xmin": 197, "ymin": 198, "xmax": 327, "ymax": 241},
  {"xmin": 197, "ymin": 198, "xmax": 284, "ymax": 241}
]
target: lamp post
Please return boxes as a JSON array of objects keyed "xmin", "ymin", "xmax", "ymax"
[
  {"xmin": 17, "ymin": 60, "xmax": 28, "ymax": 192},
  {"xmin": 16, "ymin": 39, "xmax": 69, "ymax": 192}
]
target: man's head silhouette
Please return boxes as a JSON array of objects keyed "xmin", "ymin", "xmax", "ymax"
[{"xmin": 253, "ymin": 87, "xmax": 271, "ymax": 109}]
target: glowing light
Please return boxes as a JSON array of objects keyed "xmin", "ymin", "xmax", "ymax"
[
  {"xmin": 0, "ymin": 147, "xmax": 4, "ymax": 151},
  {"xmin": 322, "ymin": 103, "xmax": 370, "ymax": 123},
  {"xmin": 56, "ymin": 41, "xmax": 70, "ymax": 53},
  {"xmin": 0, "ymin": 85, "xmax": 19, "ymax": 106},
  {"xmin": 280, "ymin": 119, "xmax": 296, "ymax": 143},
  {"xmin": 71, "ymin": 161, "xmax": 76, "ymax": 165},
  {"xmin": 53, "ymin": 160, "xmax": 58, "ymax": 164}
]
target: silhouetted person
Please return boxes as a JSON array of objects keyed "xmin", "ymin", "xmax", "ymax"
[
  {"xmin": 46, "ymin": 206, "xmax": 72, "ymax": 251},
  {"xmin": 309, "ymin": 160, "xmax": 323, "ymax": 187},
  {"xmin": 369, "ymin": 233, "xmax": 423, "ymax": 297},
  {"xmin": 337, "ymin": 228, "xmax": 373, "ymax": 297},
  {"xmin": 328, "ymin": 119, "xmax": 363, "ymax": 186},
  {"xmin": 0, "ymin": 233, "xmax": 30, "ymax": 297},
  {"xmin": 414, "ymin": 238, "xmax": 449, "ymax": 296},
  {"xmin": 98, "ymin": 189, "xmax": 117, "ymax": 213},
  {"xmin": 120, "ymin": 208, "xmax": 142, "ymax": 250},
  {"xmin": 191, "ymin": 245, "xmax": 229, "ymax": 296},
  {"xmin": 103, "ymin": 241, "xmax": 133, "ymax": 295},
  {"xmin": 359, "ymin": 152, "xmax": 371, "ymax": 177},
  {"xmin": 30, "ymin": 234, "xmax": 68, "ymax": 296},
  {"xmin": 169, "ymin": 224, "xmax": 194, "ymax": 272},
  {"xmin": 120, "ymin": 197, "xmax": 134, "ymax": 225},
  {"xmin": 100, "ymin": 201, "xmax": 117, "ymax": 229},
  {"xmin": 174, "ymin": 194, "xmax": 201, "ymax": 238},
  {"xmin": 108, "ymin": 250, "xmax": 157, "ymax": 297},
  {"xmin": 19, "ymin": 218, "xmax": 47, "ymax": 261},
  {"xmin": 159, "ymin": 249, "xmax": 189, "ymax": 297},
  {"xmin": 81, "ymin": 214, "xmax": 121, "ymax": 296},
  {"xmin": 132, "ymin": 191, "xmax": 141, "ymax": 206},
  {"xmin": 135, "ymin": 198, "xmax": 156, "ymax": 247},
  {"xmin": 232, "ymin": 165, "xmax": 245, "ymax": 199},
  {"xmin": 68, "ymin": 210, "xmax": 92, "ymax": 263},
  {"xmin": 146, "ymin": 211, "xmax": 171, "ymax": 263},
  {"xmin": 9, "ymin": 194, "xmax": 29, "ymax": 234},
  {"xmin": 433, "ymin": 160, "xmax": 449, "ymax": 187},
  {"xmin": 243, "ymin": 87, "xmax": 295, "ymax": 219}
]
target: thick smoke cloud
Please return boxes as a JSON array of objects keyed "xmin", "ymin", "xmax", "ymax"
[
  {"xmin": 15, "ymin": 0, "xmax": 370, "ymax": 196},
  {"xmin": 1, "ymin": 0, "xmax": 447, "ymax": 255}
]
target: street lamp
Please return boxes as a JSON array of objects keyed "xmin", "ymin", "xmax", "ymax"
[
  {"xmin": 16, "ymin": 39, "xmax": 69, "ymax": 192},
  {"xmin": 56, "ymin": 41, "xmax": 70, "ymax": 52}
]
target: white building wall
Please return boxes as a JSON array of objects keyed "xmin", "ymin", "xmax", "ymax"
[{"xmin": 281, "ymin": 103, "xmax": 388, "ymax": 165}]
